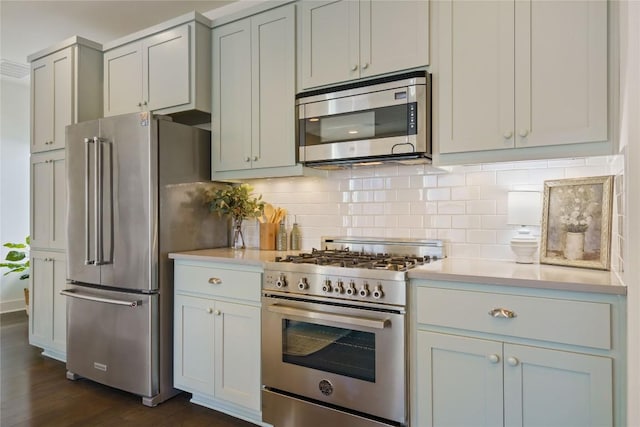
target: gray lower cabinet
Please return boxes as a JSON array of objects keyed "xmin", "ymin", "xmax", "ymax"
[
  {"xmin": 412, "ymin": 283, "xmax": 625, "ymax": 427},
  {"xmin": 173, "ymin": 259, "xmax": 262, "ymax": 424}
]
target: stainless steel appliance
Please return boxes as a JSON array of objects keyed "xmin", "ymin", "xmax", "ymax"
[
  {"xmin": 62, "ymin": 112, "xmax": 228, "ymax": 406},
  {"xmin": 262, "ymin": 237, "xmax": 444, "ymax": 427},
  {"xmin": 297, "ymin": 71, "xmax": 431, "ymax": 168}
]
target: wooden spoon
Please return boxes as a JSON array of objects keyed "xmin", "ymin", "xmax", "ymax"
[{"xmin": 263, "ymin": 203, "xmax": 275, "ymax": 223}]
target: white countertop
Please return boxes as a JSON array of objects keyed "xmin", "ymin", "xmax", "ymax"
[
  {"xmin": 169, "ymin": 249, "xmax": 626, "ymax": 296},
  {"xmin": 169, "ymin": 247, "xmax": 299, "ymax": 266},
  {"xmin": 409, "ymin": 258, "xmax": 626, "ymax": 295}
]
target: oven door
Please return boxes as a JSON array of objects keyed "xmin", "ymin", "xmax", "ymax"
[{"xmin": 262, "ymin": 294, "xmax": 406, "ymax": 424}]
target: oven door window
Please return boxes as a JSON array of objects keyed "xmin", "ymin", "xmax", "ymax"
[
  {"xmin": 301, "ymin": 103, "xmax": 415, "ymax": 146},
  {"xmin": 282, "ymin": 320, "xmax": 375, "ymax": 382}
]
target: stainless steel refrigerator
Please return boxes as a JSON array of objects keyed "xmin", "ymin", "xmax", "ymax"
[{"xmin": 62, "ymin": 112, "xmax": 227, "ymax": 406}]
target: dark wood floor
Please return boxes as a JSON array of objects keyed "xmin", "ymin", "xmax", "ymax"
[{"xmin": 0, "ymin": 311, "xmax": 255, "ymax": 427}]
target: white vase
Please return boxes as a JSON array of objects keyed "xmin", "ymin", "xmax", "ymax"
[{"xmin": 563, "ymin": 231, "xmax": 585, "ymax": 260}]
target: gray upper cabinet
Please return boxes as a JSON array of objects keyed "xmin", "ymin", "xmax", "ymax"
[
  {"xmin": 435, "ymin": 0, "xmax": 609, "ymax": 164},
  {"xmin": 28, "ymin": 37, "xmax": 102, "ymax": 153},
  {"xmin": 299, "ymin": 0, "xmax": 430, "ymax": 90},
  {"xmin": 212, "ymin": 4, "xmax": 299, "ymax": 180},
  {"xmin": 103, "ymin": 13, "xmax": 212, "ymax": 120}
]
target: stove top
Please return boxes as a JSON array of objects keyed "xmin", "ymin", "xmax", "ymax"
[
  {"xmin": 262, "ymin": 237, "xmax": 445, "ymax": 306},
  {"xmin": 274, "ymin": 248, "xmax": 439, "ymax": 272}
]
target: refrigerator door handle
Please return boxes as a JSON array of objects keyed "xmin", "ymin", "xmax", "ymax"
[
  {"xmin": 94, "ymin": 136, "xmax": 104, "ymax": 265},
  {"xmin": 61, "ymin": 289, "xmax": 142, "ymax": 308},
  {"xmin": 84, "ymin": 137, "xmax": 94, "ymax": 265}
]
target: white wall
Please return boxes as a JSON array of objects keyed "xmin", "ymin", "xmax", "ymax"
[
  {"xmin": 618, "ymin": 0, "xmax": 640, "ymax": 424},
  {"xmin": 242, "ymin": 155, "xmax": 623, "ymax": 267},
  {"xmin": 0, "ymin": 77, "xmax": 30, "ymax": 312}
]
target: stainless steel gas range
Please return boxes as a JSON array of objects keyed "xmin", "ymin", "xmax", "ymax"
[{"xmin": 261, "ymin": 237, "xmax": 444, "ymax": 427}]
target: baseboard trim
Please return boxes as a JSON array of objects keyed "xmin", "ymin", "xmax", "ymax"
[{"xmin": 0, "ymin": 298, "xmax": 26, "ymax": 314}]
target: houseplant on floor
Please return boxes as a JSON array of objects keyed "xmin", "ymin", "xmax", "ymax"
[{"xmin": 1, "ymin": 236, "xmax": 30, "ymax": 314}]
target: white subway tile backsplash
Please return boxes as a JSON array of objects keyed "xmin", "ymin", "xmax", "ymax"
[
  {"xmin": 452, "ymin": 215, "xmax": 481, "ymax": 229},
  {"xmin": 437, "ymin": 173, "xmax": 466, "ymax": 187},
  {"xmin": 466, "ymin": 171, "xmax": 497, "ymax": 186},
  {"xmin": 466, "ymin": 200, "xmax": 497, "ymax": 215},
  {"xmin": 466, "ymin": 229, "xmax": 497, "ymax": 244},
  {"xmin": 426, "ymin": 188, "xmax": 450, "ymax": 201},
  {"xmin": 239, "ymin": 155, "xmax": 623, "ymax": 266},
  {"xmin": 480, "ymin": 215, "xmax": 508, "ymax": 230},
  {"xmin": 451, "ymin": 186, "xmax": 480, "ymax": 200},
  {"xmin": 437, "ymin": 201, "xmax": 466, "ymax": 215}
]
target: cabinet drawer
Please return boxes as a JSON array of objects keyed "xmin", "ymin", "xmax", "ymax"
[
  {"xmin": 175, "ymin": 264, "xmax": 261, "ymax": 302},
  {"xmin": 416, "ymin": 287, "xmax": 611, "ymax": 350}
]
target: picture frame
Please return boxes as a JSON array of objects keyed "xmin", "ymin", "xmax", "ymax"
[{"xmin": 540, "ymin": 175, "xmax": 614, "ymax": 270}]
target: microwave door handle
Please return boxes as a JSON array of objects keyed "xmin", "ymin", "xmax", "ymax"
[{"xmin": 267, "ymin": 304, "xmax": 389, "ymax": 329}]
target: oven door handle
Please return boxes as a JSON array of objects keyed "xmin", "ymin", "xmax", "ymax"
[{"xmin": 267, "ymin": 304, "xmax": 390, "ymax": 329}]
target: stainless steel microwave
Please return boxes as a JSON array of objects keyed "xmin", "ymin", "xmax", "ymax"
[{"xmin": 296, "ymin": 71, "xmax": 431, "ymax": 168}]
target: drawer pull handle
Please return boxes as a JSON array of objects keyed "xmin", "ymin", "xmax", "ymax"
[
  {"xmin": 208, "ymin": 277, "xmax": 222, "ymax": 285},
  {"xmin": 489, "ymin": 308, "xmax": 516, "ymax": 318},
  {"xmin": 507, "ymin": 356, "xmax": 519, "ymax": 366},
  {"xmin": 206, "ymin": 307, "xmax": 213, "ymax": 314},
  {"xmin": 488, "ymin": 354, "xmax": 500, "ymax": 364}
]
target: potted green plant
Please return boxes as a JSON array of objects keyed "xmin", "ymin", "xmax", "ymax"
[
  {"xmin": 1, "ymin": 236, "xmax": 30, "ymax": 314},
  {"xmin": 202, "ymin": 184, "xmax": 264, "ymax": 249}
]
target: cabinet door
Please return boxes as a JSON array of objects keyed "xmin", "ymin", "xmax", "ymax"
[
  {"xmin": 29, "ymin": 253, "xmax": 53, "ymax": 348},
  {"xmin": 503, "ymin": 343, "xmax": 612, "ymax": 427},
  {"xmin": 143, "ymin": 24, "xmax": 190, "ymax": 112},
  {"xmin": 251, "ymin": 5, "xmax": 296, "ymax": 169},
  {"xmin": 361, "ymin": 0, "xmax": 429, "ymax": 79},
  {"xmin": 174, "ymin": 295, "xmax": 215, "ymax": 396},
  {"xmin": 31, "ymin": 47, "xmax": 73, "ymax": 153},
  {"xmin": 29, "ymin": 251, "xmax": 65, "ymax": 357},
  {"xmin": 104, "ymin": 43, "xmax": 143, "ymax": 117},
  {"xmin": 212, "ymin": 20, "xmax": 252, "ymax": 172},
  {"xmin": 438, "ymin": 0, "xmax": 515, "ymax": 154},
  {"xmin": 416, "ymin": 331, "xmax": 504, "ymax": 427},
  {"xmin": 30, "ymin": 150, "xmax": 66, "ymax": 251},
  {"xmin": 214, "ymin": 301, "xmax": 261, "ymax": 411},
  {"xmin": 514, "ymin": 0, "xmax": 607, "ymax": 148},
  {"xmin": 51, "ymin": 252, "xmax": 67, "ymax": 354},
  {"xmin": 300, "ymin": 0, "xmax": 358, "ymax": 89}
]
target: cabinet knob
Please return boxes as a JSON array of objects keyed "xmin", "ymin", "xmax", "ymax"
[
  {"xmin": 137, "ymin": 102, "xmax": 142, "ymax": 107},
  {"xmin": 488, "ymin": 354, "xmax": 500, "ymax": 364},
  {"xmin": 503, "ymin": 131, "xmax": 513, "ymax": 139},
  {"xmin": 518, "ymin": 129, "xmax": 529, "ymax": 137},
  {"xmin": 253, "ymin": 156, "xmax": 259, "ymax": 162},
  {"xmin": 143, "ymin": 101, "xmax": 148, "ymax": 106},
  {"xmin": 488, "ymin": 308, "xmax": 516, "ymax": 318},
  {"xmin": 351, "ymin": 64, "xmax": 358, "ymax": 71},
  {"xmin": 245, "ymin": 157, "xmax": 251, "ymax": 162},
  {"xmin": 206, "ymin": 307, "xmax": 213, "ymax": 314},
  {"xmin": 214, "ymin": 309, "xmax": 221, "ymax": 316},
  {"xmin": 362, "ymin": 63, "xmax": 369, "ymax": 70},
  {"xmin": 208, "ymin": 277, "xmax": 222, "ymax": 285},
  {"xmin": 507, "ymin": 356, "xmax": 519, "ymax": 366}
]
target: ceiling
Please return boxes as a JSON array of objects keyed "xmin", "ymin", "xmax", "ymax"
[{"xmin": 0, "ymin": 0, "xmax": 235, "ymax": 77}]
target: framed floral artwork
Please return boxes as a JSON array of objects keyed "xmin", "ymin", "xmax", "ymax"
[{"xmin": 540, "ymin": 175, "xmax": 614, "ymax": 270}]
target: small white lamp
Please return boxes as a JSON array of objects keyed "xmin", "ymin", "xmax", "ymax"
[{"xmin": 507, "ymin": 191, "xmax": 541, "ymax": 264}]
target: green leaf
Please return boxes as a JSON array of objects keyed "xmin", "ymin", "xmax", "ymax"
[
  {"xmin": 19, "ymin": 273, "xmax": 29, "ymax": 280},
  {"xmin": 3, "ymin": 243, "xmax": 26, "ymax": 249},
  {"xmin": 5, "ymin": 251, "xmax": 26, "ymax": 262},
  {"xmin": 25, "ymin": 236, "xmax": 30, "ymax": 245}
]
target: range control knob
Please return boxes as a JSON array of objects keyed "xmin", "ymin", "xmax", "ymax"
[
  {"xmin": 346, "ymin": 281, "xmax": 356, "ymax": 296},
  {"xmin": 298, "ymin": 278, "xmax": 309, "ymax": 290},
  {"xmin": 322, "ymin": 279, "xmax": 332, "ymax": 293},
  {"xmin": 275, "ymin": 275, "xmax": 287, "ymax": 288},
  {"xmin": 358, "ymin": 283, "xmax": 370, "ymax": 297},
  {"xmin": 372, "ymin": 285, "xmax": 384, "ymax": 299},
  {"xmin": 333, "ymin": 281, "xmax": 344, "ymax": 294}
]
